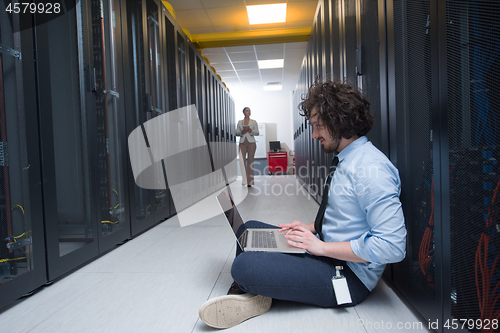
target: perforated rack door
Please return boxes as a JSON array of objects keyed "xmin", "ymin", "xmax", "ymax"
[{"xmin": 447, "ymin": 0, "xmax": 500, "ymax": 329}]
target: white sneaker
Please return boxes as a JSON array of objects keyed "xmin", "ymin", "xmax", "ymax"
[{"xmin": 199, "ymin": 293, "xmax": 272, "ymax": 329}]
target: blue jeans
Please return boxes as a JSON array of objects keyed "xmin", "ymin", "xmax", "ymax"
[{"xmin": 231, "ymin": 221, "xmax": 370, "ymax": 307}]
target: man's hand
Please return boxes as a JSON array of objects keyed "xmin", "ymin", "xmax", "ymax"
[
  {"xmin": 278, "ymin": 221, "xmax": 323, "ymax": 255},
  {"xmin": 282, "ymin": 226, "xmax": 324, "ymax": 256},
  {"xmin": 279, "ymin": 221, "xmax": 369, "ymax": 262},
  {"xmin": 278, "ymin": 220, "xmax": 314, "ymax": 233}
]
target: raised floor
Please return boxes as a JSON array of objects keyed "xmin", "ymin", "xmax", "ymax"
[{"xmin": 0, "ymin": 175, "xmax": 433, "ymax": 332}]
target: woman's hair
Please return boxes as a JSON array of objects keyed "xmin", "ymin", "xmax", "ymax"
[
  {"xmin": 243, "ymin": 107, "xmax": 250, "ymax": 113},
  {"xmin": 299, "ymin": 77, "xmax": 374, "ymax": 140}
]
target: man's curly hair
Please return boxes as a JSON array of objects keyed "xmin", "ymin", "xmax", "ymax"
[{"xmin": 299, "ymin": 77, "xmax": 374, "ymax": 140}]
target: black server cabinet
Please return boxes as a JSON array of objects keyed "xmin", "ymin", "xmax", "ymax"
[
  {"xmin": 0, "ymin": 7, "xmax": 47, "ymax": 308},
  {"xmin": 398, "ymin": 0, "xmax": 500, "ymax": 330},
  {"xmin": 164, "ymin": 15, "xmax": 176, "ymax": 113},
  {"xmin": 147, "ymin": 0, "xmax": 171, "ymax": 223},
  {"xmin": 388, "ymin": 0, "xmax": 500, "ymax": 331},
  {"xmin": 177, "ymin": 32, "xmax": 187, "ymax": 108},
  {"xmin": 343, "ymin": 0, "xmax": 357, "ymax": 85},
  {"xmin": 122, "ymin": 0, "xmax": 158, "ymax": 235},
  {"xmin": 310, "ymin": 9, "xmax": 321, "ymax": 202},
  {"xmin": 444, "ymin": 1, "xmax": 500, "ymax": 326},
  {"xmin": 389, "ymin": 0, "xmax": 442, "ymax": 323},
  {"xmin": 38, "ymin": 0, "xmax": 133, "ymax": 280},
  {"xmin": 123, "ymin": 0, "xmax": 175, "ymax": 237},
  {"xmin": 188, "ymin": 46, "xmax": 196, "ymax": 108},
  {"xmin": 330, "ymin": 0, "xmax": 341, "ymax": 79},
  {"xmin": 89, "ymin": 0, "xmax": 131, "ymax": 253},
  {"xmin": 35, "ymin": 1, "xmax": 100, "ymax": 280},
  {"xmin": 358, "ymin": 0, "xmax": 385, "ymax": 155}
]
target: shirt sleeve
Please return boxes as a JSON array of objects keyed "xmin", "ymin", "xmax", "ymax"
[
  {"xmin": 235, "ymin": 120, "xmax": 242, "ymax": 136},
  {"xmin": 349, "ymin": 161, "xmax": 407, "ymax": 268},
  {"xmin": 249, "ymin": 120, "xmax": 259, "ymax": 136}
]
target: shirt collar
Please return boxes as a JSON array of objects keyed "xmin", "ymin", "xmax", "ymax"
[{"xmin": 336, "ymin": 136, "xmax": 368, "ymax": 162}]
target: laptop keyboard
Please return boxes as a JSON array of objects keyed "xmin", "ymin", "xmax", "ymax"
[{"xmin": 252, "ymin": 230, "xmax": 278, "ymax": 248}]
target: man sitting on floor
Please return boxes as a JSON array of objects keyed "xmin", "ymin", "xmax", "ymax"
[{"xmin": 198, "ymin": 78, "xmax": 407, "ymax": 329}]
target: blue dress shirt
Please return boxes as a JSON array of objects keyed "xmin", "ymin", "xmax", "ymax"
[{"xmin": 322, "ymin": 136, "xmax": 407, "ymax": 291}]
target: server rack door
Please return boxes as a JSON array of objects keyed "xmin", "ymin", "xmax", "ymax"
[
  {"xmin": 196, "ymin": 57, "xmax": 204, "ymax": 128},
  {"xmin": 210, "ymin": 75, "xmax": 220, "ymax": 190},
  {"xmin": 211, "ymin": 77, "xmax": 220, "ymax": 186},
  {"xmin": 389, "ymin": 0, "xmax": 442, "ymax": 324},
  {"xmin": 146, "ymin": 0, "xmax": 171, "ymax": 222},
  {"xmin": 323, "ymin": 0, "xmax": 332, "ymax": 78},
  {"xmin": 218, "ymin": 84, "xmax": 224, "ymax": 177},
  {"xmin": 122, "ymin": 0, "xmax": 157, "ymax": 236},
  {"xmin": 161, "ymin": 12, "xmax": 178, "ymax": 220},
  {"xmin": 195, "ymin": 52, "xmax": 210, "ymax": 202},
  {"xmin": 310, "ymin": 19, "xmax": 320, "ymax": 201},
  {"xmin": 203, "ymin": 66, "xmax": 213, "ymax": 192},
  {"xmin": 188, "ymin": 47, "xmax": 196, "ymax": 108},
  {"xmin": 188, "ymin": 47, "xmax": 201, "ymax": 203},
  {"xmin": 358, "ymin": 0, "xmax": 385, "ymax": 155},
  {"xmin": 90, "ymin": 0, "xmax": 131, "ymax": 252},
  {"xmin": 446, "ymin": 0, "xmax": 500, "ymax": 328},
  {"xmin": 197, "ymin": 56, "xmax": 211, "ymax": 195},
  {"xmin": 305, "ymin": 49, "xmax": 312, "ymax": 193},
  {"xmin": 220, "ymin": 72, "xmax": 228, "ymax": 179},
  {"xmin": 0, "ymin": 7, "xmax": 47, "ymax": 308},
  {"xmin": 330, "ymin": 0, "xmax": 342, "ymax": 79},
  {"xmin": 316, "ymin": 5, "xmax": 324, "ymax": 79},
  {"xmin": 165, "ymin": 17, "xmax": 177, "ymax": 113},
  {"xmin": 172, "ymin": 32, "xmax": 193, "ymax": 211},
  {"xmin": 177, "ymin": 32, "xmax": 187, "ymax": 108},
  {"xmin": 35, "ymin": 2, "xmax": 99, "ymax": 280},
  {"xmin": 204, "ymin": 65, "xmax": 210, "ymax": 144},
  {"xmin": 338, "ymin": 0, "xmax": 347, "ymax": 80},
  {"xmin": 343, "ymin": 0, "xmax": 357, "ymax": 86}
]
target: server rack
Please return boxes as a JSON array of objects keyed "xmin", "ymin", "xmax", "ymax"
[
  {"xmin": 148, "ymin": 0, "xmax": 171, "ymax": 223},
  {"xmin": 122, "ymin": 0, "xmax": 158, "ymax": 235},
  {"xmin": 294, "ymin": 0, "xmax": 500, "ymax": 331},
  {"xmin": 1, "ymin": 0, "xmax": 234, "ymax": 310},
  {"xmin": 0, "ymin": 6, "xmax": 47, "ymax": 307},
  {"xmin": 389, "ymin": 0, "xmax": 443, "ymax": 323},
  {"xmin": 35, "ymin": 2, "xmax": 100, "ymax": 280},
  {"xmin": 90, "ymin": 0, "xmax": 131, "ymax": 253}
]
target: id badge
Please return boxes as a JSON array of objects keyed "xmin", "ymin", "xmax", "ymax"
[{"xmin": 331, "ymin": 266, "xmax": 352, "ymax": 305}]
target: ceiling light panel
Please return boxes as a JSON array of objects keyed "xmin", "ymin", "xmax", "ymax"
[
  {"xmin": 258, "ymin": 59, "xmax": 284, "ymax": 69},
  {"xmin": 247, "ymin": 3, "xmax": 287, "ymax": 25}
]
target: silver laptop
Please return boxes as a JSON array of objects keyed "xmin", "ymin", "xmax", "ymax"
[{"xmin": 216, "ymin": 188, "xmax": 306, "ymax": 253}]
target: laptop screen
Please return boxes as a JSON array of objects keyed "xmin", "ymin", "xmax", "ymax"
[{"xmin": 217, "ymin": 188, "xmax": 246, "ymax": 241}]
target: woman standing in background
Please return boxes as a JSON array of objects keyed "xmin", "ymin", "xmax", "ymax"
[{"xmin": 236, "ymin": 107, "xmax": 259, "ymax": 187}]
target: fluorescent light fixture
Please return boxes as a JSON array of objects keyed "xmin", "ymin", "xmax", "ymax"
[
  {"xmin": 263, "ymin": 84, "xmax": 282, "ymax": 91},
  {"xmin": 258, "ymin": 59, "xmax": 284, "ymax": 69},
  {"xmin": 247, "ymin": 3, "xmax": 287, "ymax": 25}
]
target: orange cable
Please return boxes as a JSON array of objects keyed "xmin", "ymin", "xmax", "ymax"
[
  {"xmin": 419, "ymin": 180, "xmax": 434, "ymax": 282},
  {"xmin": 475, "ymin": 177, "xmax": 500, "ymax": 331}
]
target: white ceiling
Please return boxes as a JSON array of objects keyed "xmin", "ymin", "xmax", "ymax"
[{"xmin": 165, "ymin": 0, "xmax": 319, "ymax": 92}]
